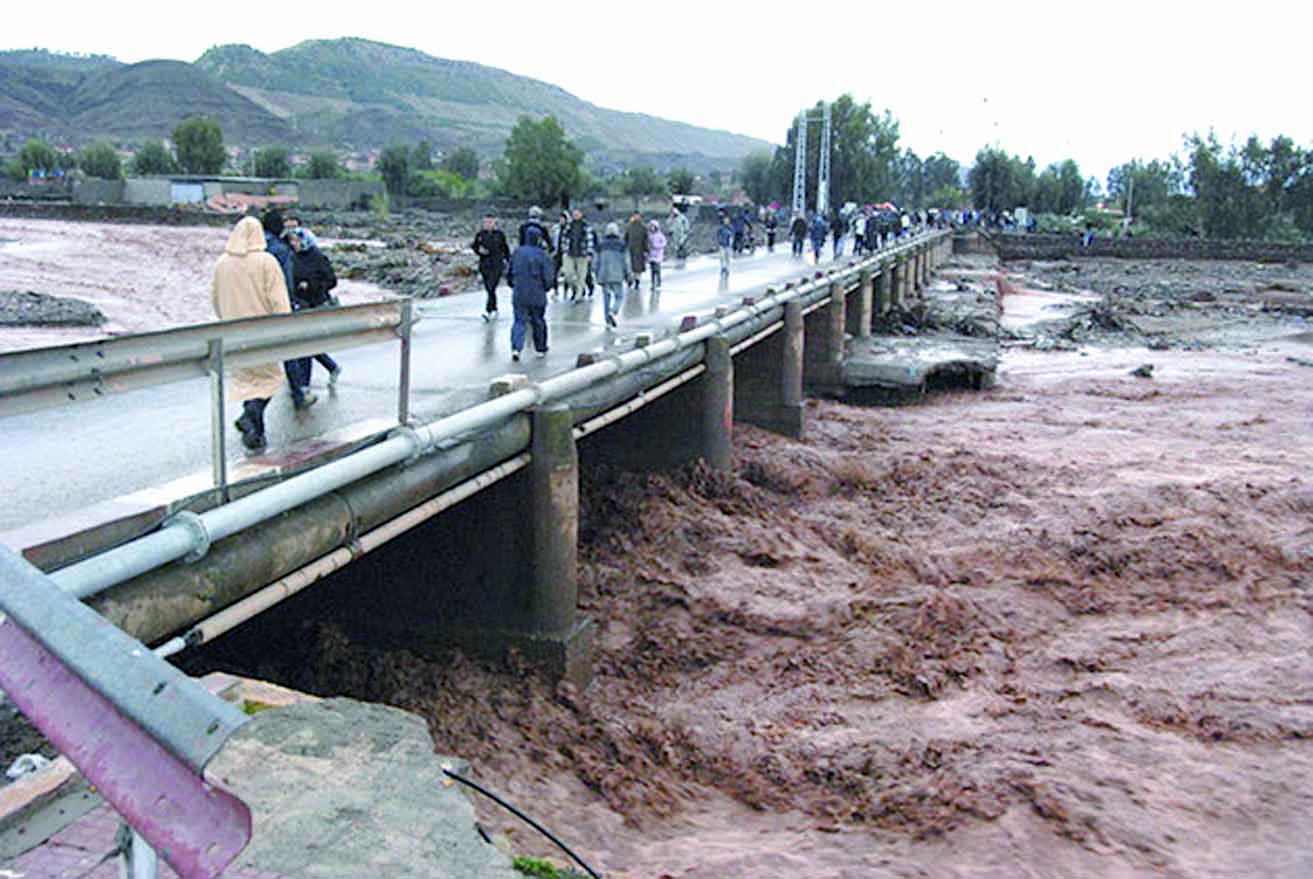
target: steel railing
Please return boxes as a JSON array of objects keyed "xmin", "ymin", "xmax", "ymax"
[{"xmin": 0, "ymin": 299, "xmax": 415, "ymax": 501}]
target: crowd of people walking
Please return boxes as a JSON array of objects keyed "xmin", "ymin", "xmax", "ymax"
[{"xmin": 210, "ymin": 196, "xmax": 936, "ymax": 453}]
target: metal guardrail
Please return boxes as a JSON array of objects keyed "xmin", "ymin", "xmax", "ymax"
[
  {"xmin": 0, "ymin": 545, "xmax": 251, "ymax": 878},
  {"xmin": 0, "ymin": 299, "xmax": 416, "ymax": 501}
]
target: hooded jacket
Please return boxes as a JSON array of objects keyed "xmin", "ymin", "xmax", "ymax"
[
  {"xmin": 211, "ymin": 217, "xmax": 292, "ymax": 401},
  {"xmin": 646, "ymin": 223, "xmax": 666, "ymax": 264},
  {"xmin": 593, "ymin": 233, "xmax": 629, "ymax": 285},
  {"xmin": 508, "ymin": 229, "xmax": 555, "ymax": 307}
]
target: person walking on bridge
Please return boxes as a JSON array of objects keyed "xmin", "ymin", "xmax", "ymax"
[
  {"xmin": 287, "ymin": 228, "xmax": 343, "ymax": 387},
  {"xmin": 789, "ymin": 212, "xmax": 807, "ymax": 258},
  {"xmin": 809, "ymin": 212, "xmax": 829, "ymax": 263},
  {"xmin": 716, "ymin": 212, "xmax": 734, "ymax": 281},
  {"xmin": 507, "ymin": 227, "xmax": 554, "ymax": 362},
  {"xmin": 261, "ymin": 210, "xmax": 316, "ymax": 412},
  {"xmin": 595, "ymin": 222, "xmax": 630, "ymax": 329},
  {"xmin": 212, "ymin": 216, "xmax": 292, "ymax": 452},
  {"xmin": 472, "ymin": 213, "xmax": 511, "ymax": 321},
  {"xmin": 625, "ymin": 213, "xmax": 649, "ymax": 291},
  {"xmin": 668, "ymin": 204, "xmax": 691, "ymax": 268},
  {"xmin": 646, "ymin": 219, "xmax": 666, "ymax": 293},
  {"xmin": 561, "ymin": 208, "xmax": 594, "ymax": 302}
]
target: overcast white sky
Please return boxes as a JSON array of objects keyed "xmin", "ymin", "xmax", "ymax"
[{"xmin": 6, "ymin": 0, "xmax": 1308, "ymax": 186}]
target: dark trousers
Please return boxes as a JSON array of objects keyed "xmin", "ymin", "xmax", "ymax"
[
  {"xmin": 313, "ymin": 353, "xmax": 339, "ymax": 374},
  {"xmin": 284, "ymin": 359, "xmax": 311, "ymax": 403},
  {"xmin": 480, "ymin": 262, "xmax": 504, "ymax": 312},
  {"xmin": 511, "ymin": 303, "xmax": 547, "ymax": 353},
  {"xmin": 791, "ymin": 236, "xmax": 804, "ymax": 257}
]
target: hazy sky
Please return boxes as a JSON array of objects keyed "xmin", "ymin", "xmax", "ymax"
[{"xmin": 6, "ymin": 0, "xmax": 1307, "ymax": 186}]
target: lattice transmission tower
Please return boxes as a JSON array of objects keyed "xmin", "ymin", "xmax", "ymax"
[{"xmin": 789, "ymin": 103, "xmax": 832, "ymax": 217}]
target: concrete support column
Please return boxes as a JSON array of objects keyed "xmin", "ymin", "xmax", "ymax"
[
  {"xmin": 910, "ymin": 249, "xmax": 922, "ymax": 297},
  {"xmin": 734, "ymin": 301, "xmax": 804, "ymax": 439},
  {"xmin": 528, "ymin": 405, "xmax": 578, "ymax": 636},
  {"xmin": 803, "ymin": 282, "xmax": 846, "ymax": 389},
  {"xmin": 890, "ymin": 257, "xmax": 904, "ymax": 309},
  {"xmin": 848, "ymin": 269, "xmax": 873, "ymax": 339},
  {"xmin": 901, "ymin": 254, "xmax": 913, "ymax": 304},
  {"xmin": 875, "ymin": 264, "xmax": 891, "ymax": 315},
  {"xmin": 920, "ymin": 244, "xmax": 931, "ymax": 287},
  {"xmin": 701, "ymin": 336, "xmax": 733, "ymax": 472}
]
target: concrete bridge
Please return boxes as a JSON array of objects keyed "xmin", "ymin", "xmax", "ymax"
[
  {"xmin": 0, "ymin": 227, "xmax": 953, "ymax": 876},
  {"xmin": 2, "ymin": 229, "xmax": 950, "ymax": 679}
]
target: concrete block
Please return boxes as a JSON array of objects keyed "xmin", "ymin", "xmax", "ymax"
[{"xmin": 488, "ymin": 374, "xmax": 529, "ymax": 398}]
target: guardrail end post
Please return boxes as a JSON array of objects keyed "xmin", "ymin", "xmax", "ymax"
[{"xmin": 679, "ymin": 315, "xmax": 699, "ymax": 332}]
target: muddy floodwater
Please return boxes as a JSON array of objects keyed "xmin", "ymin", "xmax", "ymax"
[
  {"xmin": 199, "ymin": 257, "xmax": 1313, "ymax": 876},
  {"xmin": 4, "ymin": 219, "xmax": 1313, "ymax": 877}
]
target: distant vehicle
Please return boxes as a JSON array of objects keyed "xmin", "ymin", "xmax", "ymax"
[{"xmin": 671, "ymin": 194, "xmax": 703, "ymax": 206}]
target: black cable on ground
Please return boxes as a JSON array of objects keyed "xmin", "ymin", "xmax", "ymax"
[{"xmin": 442, "ymin": 767, "xmax": 602, "ymax": 879}]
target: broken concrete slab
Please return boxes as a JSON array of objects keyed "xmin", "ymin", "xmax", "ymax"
[
  {"xmin": 208, "ymin": 697, "xmax": 519, "ymax": 879},
  {"xmin": 842, "ymin": 334, "xmax": 999, "ymax": 394}
]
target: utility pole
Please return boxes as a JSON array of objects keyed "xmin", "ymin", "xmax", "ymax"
[
  {"xmin": 817, "ymin": 102, "xmax": 832, "ymax": 217},
  {"xmin": 791, "ymin": 112, "xmax": 808, "ymax": 219}
]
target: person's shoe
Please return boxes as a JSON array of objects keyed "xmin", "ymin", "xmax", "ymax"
[
  {"xmin": 481, "ymin": 310, "xmax": 493, "ymax": 322},
  {"xmin": 328, "ymin": 366, "xmax": 342, "ymax": 387},
  {"xmin": 294, "ymin": 392, "xmax": 318, "ymax": 412},
  {"xmin": 241, "ymin": 431, "xmax": 267, "ymax": 453},
  {"xmin": 536, "ymin": 349, "xmax": 548, "ymax": 358},
  {"xmin": 512, "ymin": 350, "xmax": 521, "ymax": 362},
  {"xmin": 606, "ymin": 312, "xmax": 617, "ymax": 328}
]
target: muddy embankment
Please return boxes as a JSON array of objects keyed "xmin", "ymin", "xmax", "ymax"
[{"xmin": 183, "ymin": 256, "xmax": 1313, "ymax": 878}]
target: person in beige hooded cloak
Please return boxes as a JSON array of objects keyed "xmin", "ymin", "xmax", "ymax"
[{"xmin": 211, "ymin": 215, "xmax": 292, "ymax": 450}]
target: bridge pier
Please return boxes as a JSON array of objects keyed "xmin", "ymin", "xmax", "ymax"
[
  {"xmin": 848, "ymin": 268, "xmax": 873, "ymax": 339},
  {"xmin": 701, "ymin": 337, "xmax": 734, "ymax": 472},
  {"xmin": 890, "ymin": 256, "xmax": 905, "ymax": 309},
  {"xmin": 734, "ymin": 300, "xmax": 804, "ymax": 439},
  {"xmin": 803, "ymin": 281, "xmax": 846, "ymax": 390},
  {"xmin": 875, "ymin": 262, "xmax": 891, "ymax": 316}
]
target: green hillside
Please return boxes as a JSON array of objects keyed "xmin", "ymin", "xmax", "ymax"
[{"xmin": 0, "ymin": 41, "xmax": 769, "ymax": 168}]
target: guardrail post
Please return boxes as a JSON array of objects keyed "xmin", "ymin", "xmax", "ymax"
[
  {"xmin": 397, "ymin": 299, "xmax": 414, "ymax": 425},
  {"xmin": 701, "ymin": 337, "xmax": 734, "ymax": 472},
  {"xmin": 207, "ymin": 339, "xmax": 228, "ymax": 502},
  {"xmin": 850, "ymin": 268, "xmax": 873, "ymax": 339}
]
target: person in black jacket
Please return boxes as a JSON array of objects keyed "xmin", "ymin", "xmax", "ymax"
[
  {"xmin": 287, "ymin": 228, "xmax": 342, "ymax": 387},
  {"xmin": 471, "ymin": 213, "xmax": 511, "ymax": 320}
]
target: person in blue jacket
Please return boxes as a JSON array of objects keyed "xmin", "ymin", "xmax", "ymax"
[
  {"xmin": 506, "ymin": 227, "xmax": 555, "ymax": 362},
  {"xmin": 809, "ymin": 212, "xmax": 829, "ymax": 263},
  {"xmin": 717, "ymin": 212, "xmax": 734, "ymax": 279},
  {"xmin": 261, "ymin": 209, "xmax": 316, "ymax": 411}
]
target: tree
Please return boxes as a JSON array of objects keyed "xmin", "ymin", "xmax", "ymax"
[
  {"xmin": 1106, "ymin": 158, "xmax": 1182, "ymax": 219},
  {"xmin": 376, "ymin": 144, "xmax": 411, "ymax": 196},
  {"xmin": 968, "ymin": 147, "xmax": 1037, "ymax": 214},
  {"xmin": 621, "ymin": 166, "xmax": 667, "ymax": 199},
  {"xmin": 498, "ymin": 115, "xmax": 583, "ymax": 206},
  {"xmin": 131, "ymin": 140, "xmax": 178, "ymax": 175},
  {"xmin": 16, "ymin": 138, "xmax": 58, "ymax": 176},
  {"xmin": 739, "ymin": 151, "xmax": 773, "ymax": 205},
  {"xmin": 667, "ymin": 167, "xmax": 696, "ymax": 195},
  {"xmin": 443, "ymin": 146, "xmax": 479, "ymax": 180},
  {"xmin": 172, "ymin": 116, "xmax": 225, "ymax": 175},
  {"xmin": 412, "ymin": 140, "xmax": 433, "ymax": 172},
  {"xmin": 1184, "ymin": 132, "xmax": 1267, "ymax": 239},
  {"xmin": 252, "ymin": 146, "xmax": 290, "ymax": 179},
  {"xmin": 78, "ymin": 141, "xmax": 122, "ymax": 180},
  {"xmin": 304, "ymin": 150, "xmax": 343, "ymax": 180}
]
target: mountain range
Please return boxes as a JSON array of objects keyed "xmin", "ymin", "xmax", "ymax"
[{"xmin": 0, "ymin": 41, "xmax": 769, "ymax": 170}]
